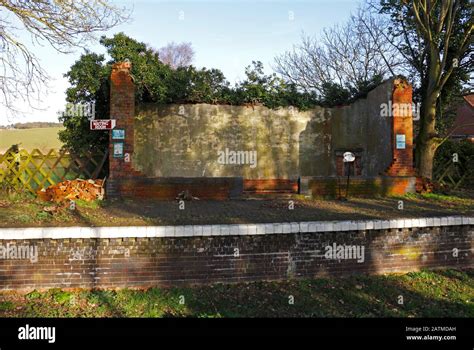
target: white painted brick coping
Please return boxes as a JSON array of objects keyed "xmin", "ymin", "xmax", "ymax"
[{"xmin": 0, "ymin": 216, "xmax": 472, "ymax": 240}]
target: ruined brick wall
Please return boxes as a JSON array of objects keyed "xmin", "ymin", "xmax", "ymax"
[
  {"xmin": 385, "ymin": 79, "xmax": 415, "ymax": 176},
  {"xmin": 108, "ymin": 62, "xmax": 140, "ymax": 197},
  {"xmin": 0, "ymin": 222, "xmax": 471, "ymax": 290},
  {"xmin": 109, "ymin": 62, "xmax": 140, "ymax": 180},
  {"xmin": 112, "ymin": 177, "xmax": 243, "ymax": 200},
  {"xmin": 107, "ymin": 62, "xmax": 416, "ymax": 198}
]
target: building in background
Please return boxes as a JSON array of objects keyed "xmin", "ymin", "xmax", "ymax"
[{"xmin": 450, "ymin": 94, "xmax": 474, "ymax": 142}]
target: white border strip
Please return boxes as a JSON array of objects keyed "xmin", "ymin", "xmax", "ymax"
[{"xmin": 0, "ymin": 216, "xmax": 472, "ymax": 240}]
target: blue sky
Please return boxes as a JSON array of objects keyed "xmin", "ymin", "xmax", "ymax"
[{"xmin": 1, "ymin": 0, "xmax": 361, "ymax": 125}]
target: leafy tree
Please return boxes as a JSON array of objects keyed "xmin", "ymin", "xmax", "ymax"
[
  {"xmin": 238, "ymin": 61, "xmax": 278, "ymax": 105},
  {"xmin": 318, "ymin": 82, "xmax": 353, "ymax": 107},
  {"xmin": 188, "ymin": 68, "xmax": 231, "ymax": 104},
  {"xmin": 276, "ymin": 84, "xmax": 319, "ymax": 111},
  {"xmin": 100, "ymin": 33, "xmax": 173, "ymax": 103},
  {"xmin": 60, "ymin": 33, "xmax": 173, "ymax": 154},
  {"xmin": 233, "ymin": 61, "xmax": 321, "ymax": 109},
  {"xmin": 376, "ymin": 0, "xmax": 473, "ymax": 179},
  {"xmin": 59, "ymin": 52, "xmax": 110, "ymax": 154},
  {"xmin": 166, "ymin": 66, "xmax": 230, "ymax": 103}
]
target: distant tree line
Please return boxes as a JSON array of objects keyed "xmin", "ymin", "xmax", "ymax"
[{"xmin": 0, "ymin": 122, "xmax": 63, "ymax": 129}]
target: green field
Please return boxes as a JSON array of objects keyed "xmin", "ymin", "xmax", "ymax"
[{"xmin": 0, "ymin": 127, "xmax": 64, "ymax": 152}]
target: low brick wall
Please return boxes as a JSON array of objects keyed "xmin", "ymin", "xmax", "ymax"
[
  {"xmin": 0, "ymin": 217, "xmax": 472, "ymax": 290},
  {"xmin": 243, "ymin": 179, "xmax": 298, "ymax": 193},
  {"xmin": 107, "ymin": 177, "xmax": 244, "ymax": 200},
  {"xmin": 301, "ymin": 176, "xmax": 417, "ymax": 197},
  {"xmin": 107, "ymin": 176, "xmax": 416, "ymax": 200}
]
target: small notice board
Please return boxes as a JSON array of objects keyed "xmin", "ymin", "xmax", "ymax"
[
  {"xmin": 112, "ymin": 128, "xmax": 125, "ymax": 140},
  {"xmin": 113, "ymin": 142, "xmax": 124, "ymax": 158},
  {"xmin": 396, "ymin": 134, "xmax": 406, "ymax": 149}
]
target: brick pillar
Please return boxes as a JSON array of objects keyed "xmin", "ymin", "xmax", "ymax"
[
  {"xmin": 385, "ymin": 78, "xmax": 415, "ymax": 176},
  {"xmin": 109, "ymin": 61, "xmax": 140, "ymax": 179}
]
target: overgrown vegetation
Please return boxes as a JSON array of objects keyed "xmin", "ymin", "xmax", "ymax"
[
  {"xmin": 435, "ymin": 139, "xmax": 474, "ymax": 169},
  {"xmin": 434, "ymin": 139, "xmax": 474, "ymax": 189},
  {"xmin": 59, "ymin": 33, "xmax": 321, "ymax": 153},
  {"xmin": 0, "ymin": 269, "xmax": 472, "ymax": 317}
]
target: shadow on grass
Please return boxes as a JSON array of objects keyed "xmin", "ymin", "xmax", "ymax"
[
  {"xmin": 178, "ymin": 270, "xmax": 474, "ymax": 318},
  {"xmin": 2, "ymin": 269, "xmax": 471, "ymax": 318}
]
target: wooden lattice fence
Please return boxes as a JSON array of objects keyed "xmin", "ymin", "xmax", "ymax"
[
  {"xmin": 433, "ymin": 155, "xmax": 474, "ymax": 189},
  {"xmin": 0, "ymin": 148, "xmax": 108, "ymax": 194}
]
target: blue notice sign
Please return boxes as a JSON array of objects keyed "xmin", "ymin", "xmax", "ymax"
[
  {"xmin": 396, "ymin": 134, "xmax": 406, "ymax": 149},
  {"xmin": 112, "ymin": 128, "xmax": 125, "ymax": 140}
]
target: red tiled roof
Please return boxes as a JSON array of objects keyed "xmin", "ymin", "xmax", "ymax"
[
  {"xmin": 450, "ymin": 95, "xmax": 474, "ymax": 136},
  {"xmin": 464, "ymin": 94, "xmax": 474, "ymax": 108}
]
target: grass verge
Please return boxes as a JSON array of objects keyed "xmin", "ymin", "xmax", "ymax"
[{"xmin": 0, "ymin": 269, "xmax": 472, "ymax": 318}]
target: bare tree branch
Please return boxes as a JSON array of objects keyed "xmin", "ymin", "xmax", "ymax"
[
  {"xmin": 273, "ymin": 7, "xmax": 405, "ymax": 94},
  {"xmin": 0, "ymin": 0, "xmax": 129, "ymax": 117},
  {"xmin": 157, "ymin": 42, "xmax": 194, "ymax": 69}
]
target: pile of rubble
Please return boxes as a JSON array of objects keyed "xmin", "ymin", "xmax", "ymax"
[
  {"xmin": 37, "ymin": 179, "xmax": 105, "ymax": 203},
  {"xmin": 175, "ymin": 190, "xmax": 200, "ymax": 201},
  {"xmin": 415, "ymin": 177, "xmax": 448, "ymax": 193}
]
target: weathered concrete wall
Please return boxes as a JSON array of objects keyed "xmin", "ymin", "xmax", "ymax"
[
  {"xmin": 300, "ymin": 79, "xmax": 393, "ymax": 177},
  {"xmin": 133, "ymin": 79, "xmax": 394, "ymax": 179},
  {"xmin": 134, "ymin": 104, "xmax": 312, "ymax": 178}
]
